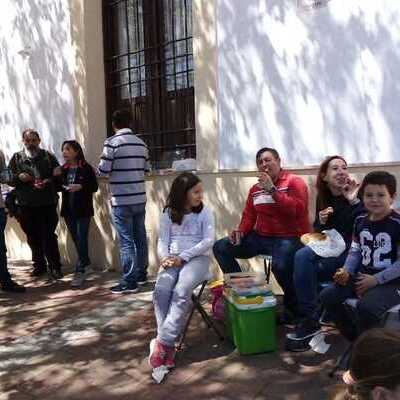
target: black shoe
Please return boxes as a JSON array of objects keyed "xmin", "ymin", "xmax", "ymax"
[
  {"xmin": 110, "ymin": 283, "xmax": 139, "ymax": 294},
  {"xmin": 1, "ymin": 281, "xmax": 26, "ymax": 293},
  {"xmin": 50, "ymin": 269, "xmax": 63, "ymax": 280},
  {"xmin": 31, "ymin": 267, "xmax": 47, "ymax": 277},
  {"xmin": 285, "ymin": 336, "xmax": 311, "ymax": 352},
  {"xmin": 289, "ymin": 319, "xmax": 321, "ymax": 340},
  {"xmin": 285, "ymin": 319, "xmax": 321, "ymax": 353}
]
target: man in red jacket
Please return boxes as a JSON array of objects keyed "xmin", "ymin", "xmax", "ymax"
[{"xmin": 213, "ymin": 147, "xmax": 310, "ymax": 319}]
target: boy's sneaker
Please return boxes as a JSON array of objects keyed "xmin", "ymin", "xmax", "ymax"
[
  {"xmin": 164, "ymin": 346, "xmax": 176, "ymax": 369},
  {"xmin": 110, "ymin": 283, "xmax": 139, "ymax": 294},
  {"xmin": 289, "ymin": 319, "xmax": 322, "ymax": 340},
  {"xmin": 1, "ymin": 280, "xmax": 26, "ymax": 293},
  {"xmin": 137, "ymin": 273, "xmax": 148, "ymax": 286},
  {"xmin": 71, "ymin": 272, "xmax": 86, "ymax": 288},
  {"xmin": 285, "ymin": 319, "xmax": 321, "ymax": 352},
  {"xmin": 285, "ymin": 337, "xmax": 311, "ymax": 352},
  {"xmin": 149, "ymin": 339, "xmax": 167, "ymax": 368}
]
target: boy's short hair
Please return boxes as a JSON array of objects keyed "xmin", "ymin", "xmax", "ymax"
[
  {"xmin": 112, "ymin": 109, "xmax": 132, "ymax": 130},
  {"xmin": 359, "ymin": 170, "xmax": 397, "ymax": 197}
]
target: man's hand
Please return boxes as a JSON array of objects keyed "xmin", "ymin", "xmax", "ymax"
[
  {"xmin": 257, "ymin": 172, "xmax": 275, "ymax": 192},
  {"xmin": 160, "ymin": 256, "xmax": 184, "ymax": 268},
  {"xmin": 18, "ymin": 172, "xmax": 33, "ymax": 183},
  {"xmin": 342, "ymin": 178, "xmax": 360, "ymax": 203},
  {"xmin": 355, "ymin": 273, "xmax": 378, "ymax": 297},
  {"xmin": 229, "ymin": 230, "xmax": 244, "ymax": 245},
  {"xmin": 319, "ymin": 207, "xmax": 334, "ymax": 225},
  {"xmin": 333, "ymin": 268, "xmax": 350, "ymax": 286}
]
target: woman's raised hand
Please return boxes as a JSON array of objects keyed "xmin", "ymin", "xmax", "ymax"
[
  {"xmin": 319, "ymin": 206, "xmax": 334, "ymax": 224},
  {"xmin": 342, "ymin": 177, "xmax": 360, "ymax": 203}
]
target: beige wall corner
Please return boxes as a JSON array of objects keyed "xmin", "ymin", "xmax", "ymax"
[
  {"xmin": 193, "ymin": 0, "xmax": 219, "ymax": 172},
  {"xmin": 70, "ymin": 0, "xmax": 107, "ymax": 165}
]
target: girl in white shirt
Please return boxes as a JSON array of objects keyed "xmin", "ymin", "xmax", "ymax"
[{"xmin": 149, "ymin": 172, "xmax": 215, "ymax": 370}]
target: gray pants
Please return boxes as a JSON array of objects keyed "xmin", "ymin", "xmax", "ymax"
[{"xmin": 153, "ymin": 255, "xmax": 210, "ymax": 347}]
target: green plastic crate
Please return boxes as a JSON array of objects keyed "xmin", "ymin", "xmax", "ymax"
[{"xmin": 224, "ymin": 296, "xmax": 276, "ymax": 355}]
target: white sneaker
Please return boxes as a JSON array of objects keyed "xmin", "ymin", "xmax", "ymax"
[{"xmin": 71, "ymin": 272, "xmax": 86, "ymax": 287}]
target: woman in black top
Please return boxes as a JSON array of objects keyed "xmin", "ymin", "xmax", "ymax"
[
  {"xmin": 287, "ymin": 156, "xmax": 364, "ymax": 349},
  {"xmin": 55, "ymin": 141, "xmax": 98, "ymax": 287}
]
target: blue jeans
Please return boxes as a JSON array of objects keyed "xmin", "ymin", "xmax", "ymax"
[
  {"xmin": 320, "ymin": 278, "xmax": 400, "ymax": 341},
  {"xmin": 213, "ymin": 231, "xmax": 301, "ymax": 313},
  {"xmin": 112, "ymin": 203, "xmax": 148, "ymax": 287},
  {"xmin": 64, "ymin": 216, "xmax": 91, "ymax": 273},
  {"xmin": 293, "ymin": 246, "xmax": 347, "ymax": 320},
  {"xmin": 0, "ymin": 208, "xmax": 12, "ymax": 284}
]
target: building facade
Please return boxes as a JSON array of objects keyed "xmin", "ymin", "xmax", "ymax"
[{"xmin": 1, "ymin": 0, "xmax": 400, "ymax": 275}]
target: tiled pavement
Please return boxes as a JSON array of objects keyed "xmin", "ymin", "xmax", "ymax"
[{"xmin": 0, "ymin": 262, "xmax": 347, "ymax": 400}]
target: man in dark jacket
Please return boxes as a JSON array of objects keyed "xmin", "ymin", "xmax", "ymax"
[{"xmin": 8, "ymin": 129, "xmax": 62, "ymax": 278}]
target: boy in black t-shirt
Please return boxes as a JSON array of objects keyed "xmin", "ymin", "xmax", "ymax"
[{"xmin": 320, "ymin": 171, "xmax": 400, "ymax": 341}]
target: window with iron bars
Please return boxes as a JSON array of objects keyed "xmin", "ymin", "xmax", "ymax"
[{"xmin": 103, "ymin": 0, "xmax": 195, "ymax": 170}]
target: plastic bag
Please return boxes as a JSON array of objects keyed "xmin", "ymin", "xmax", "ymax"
[{"xmin": 209, "ymin": 280, "xmax": 224, "ymax": 320}]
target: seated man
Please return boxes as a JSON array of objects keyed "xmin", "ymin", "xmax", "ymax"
[{"xmin": 213, "ymin": 147, "xmax": 310, "ymax": 319}]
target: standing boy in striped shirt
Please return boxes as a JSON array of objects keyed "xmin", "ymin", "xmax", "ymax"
[{"xmin": 98, "ymin": 109, "xmax": 151, "ymax": 294}]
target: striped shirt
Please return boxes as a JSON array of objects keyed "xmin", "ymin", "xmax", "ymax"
[{"xmin": 98, "ymin": 128, "xmax": 150, "ymax": 206}]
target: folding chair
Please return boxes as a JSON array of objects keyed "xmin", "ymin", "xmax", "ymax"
[
  {"xmin": 329, "ymin": 299, "xmax": 400, "ymax": 377},
  {"xmin": 259, "ymin": 254, "xmax": 272, "ymax": 284},
  {"xmin": 176, "ymin": 280, "xmax": 224, "ymax": 351}
]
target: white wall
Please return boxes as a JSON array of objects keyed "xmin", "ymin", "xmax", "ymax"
[
  {"xmin": 217, "ymin": 0, "xmax": 400, "ymax": 169},
  {"xmin": 0, "ymin": 0, "xmax": 75, "ymax": 162}
]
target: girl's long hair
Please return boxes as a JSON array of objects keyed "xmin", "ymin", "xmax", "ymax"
[
  {"xmin": 164, "ymin": 172, "xmax": 203, "ymax": 225},
  {"xmin": 330, "ymin": 328, "xmax": 400, "ymax": 400},
  {"xmin": 316, "ymin": 155, "xmax": 347, "ymax": 209},
  {"xmin": 61, "ymin": 140, "xmax": 86, "ymax": 163}
]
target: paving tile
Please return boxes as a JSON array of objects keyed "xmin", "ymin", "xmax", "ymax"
[{"xmin": 1, "ymin": 264, "xmax": 346, "ymax": 400}]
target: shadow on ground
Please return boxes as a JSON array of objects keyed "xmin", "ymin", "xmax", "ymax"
[{"xmin": 0, "ymin": 262, "xmax": 347, "ymax": 400}]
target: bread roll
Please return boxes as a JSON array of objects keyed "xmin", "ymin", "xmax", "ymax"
[{"xmin": 300, "ymin": 232, "xmax": 327, "ymax": 245}]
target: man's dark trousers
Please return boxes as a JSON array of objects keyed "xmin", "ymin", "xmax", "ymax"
[{"xmin": 18, "ymin": 205, "xmax": 61, "ymax": 271}]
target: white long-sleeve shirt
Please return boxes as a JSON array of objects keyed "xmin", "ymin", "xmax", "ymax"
[{"xmin": 157, "ymin": 206, "xmax": 215, "ymax": 262}]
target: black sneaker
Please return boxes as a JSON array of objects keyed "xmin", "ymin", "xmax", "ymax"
[
  {"xmin": 285, "ymin": 337, "xmax": 311, "ymax": 352},
  {"xmin": 110, "ymin": 283, "xmax": 139, "ymax": 294},
  {"xmin": 1, "ymin": 281, "xmax": 26, "ymax": 293},
  {"xmin": 137, "ymin": 272, "xmax": 148, "ymax": 286},
  {"xmin": 288, "ymin": 319, "xmax": 321, "ymax": 341}
]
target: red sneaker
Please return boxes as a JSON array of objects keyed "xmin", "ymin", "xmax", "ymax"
[
  {"xmin": 149, "ymin": 339, "xmax": 167, "ymax": 368},
  {"xmin": 165, "ymin": 345, "xmax": 176, "ymax": 369}
]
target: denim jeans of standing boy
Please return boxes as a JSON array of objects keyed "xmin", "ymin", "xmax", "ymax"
[
  {"xmin": 112, "ymin": 203, "xmax": 148, "ymax": 287},
  {"xmin": 64, "ymin": 216, "xmax": 91, "ymax": 273},
  {"xmin": 213, "ymin": 231, "xmax": 301, "ymax": 314}
]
